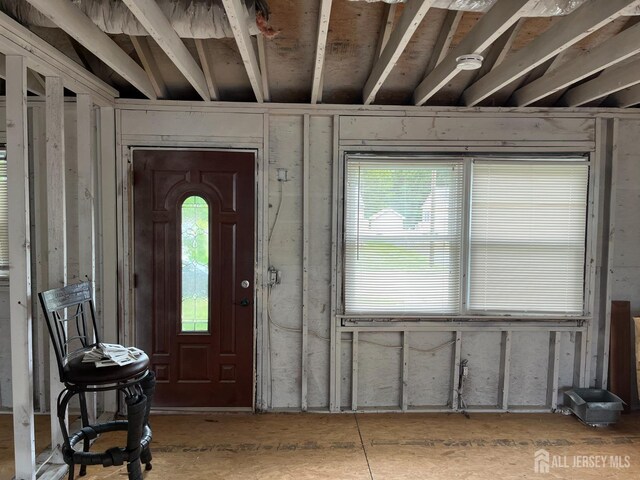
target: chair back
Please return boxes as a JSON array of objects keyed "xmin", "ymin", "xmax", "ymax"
[{"xmin": 38, "ymin": 282, "xmax": 101, "ymax": 380}]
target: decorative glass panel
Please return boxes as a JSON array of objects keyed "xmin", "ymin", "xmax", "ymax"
[{"xmin": 181, "ymin": 196, "xmax": 210, "ymax": 332}]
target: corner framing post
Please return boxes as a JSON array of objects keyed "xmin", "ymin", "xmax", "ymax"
[
  {"xmin": 547, "ymin": 331, "xmax": 561, "ymax": 410},
  {"xmin": 7, "ymin": 54, "xmax": 36, "ymax": 480}
]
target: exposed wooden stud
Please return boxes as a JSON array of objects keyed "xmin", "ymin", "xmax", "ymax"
[
  {"xmin": 451, "ymin": 331, "xmax": 462, "ymax": 411},
  {"xmin": 121, "ymin": 0, "xmax": 209, "ymax": 100},
  {"xmin": 0, "ymin": 54, "xmax": 45, "ymax": 95},
  {"xmin": 512, "ymin": 22, "xmax": 640, "ymax": 106},
  {"xmin": 498, "ymin": 331, "xmax": 512, "ymax": 410},
  {"xmin": 329, "ymin": 115, "xmax": 340, "ymax": 413},
  {"xmin": 130, "ymin": 36, "xmax": 169, "ymax": 100},
  {"xmin": 76, "ymin": 94, "xmax": 97, "ymax": 423},
  {"xmin": 547, "ymin": 332, "xmax": 561, "ymax": 410},
  {"xmin": 414, "ymin": 0, "xmax": 532, "ymax": 106},
  {"xmin": 22, "ymin": 0, "xmax": 155, "ymax": 99},
  {"xmin": 311, "ymin": 0, "xmax": 333, "ymax": 104},
  {"xmin": 374, "ymin": 3, "xmax": 397, "ymax": 59},
  {"xmin": 301, "ymin": 114, "xmax": 309, "ymax": 411},
  {"xmin": 462, "ymin": 0, "xmax": 640, "ymax": 107},
  {"xmin": 257, "ymin": 35, "xmax": 271, "ymax": 102},
  {"xmin": 221, "ymin": 0, "xmax": 264, "ymax": 102},
  {"xmin": 351, "ymin": 331, "xmax": 358, "ymax": 411},
  {"xmin": 364, "ymin": 0, "xmax": 436, "ymax": 105},
  {"xmin": 7, "ymin": 54, "xmax": 36, "ymax": 480},
  {"xmin": 423, "ymin": 10, "xmax": 464, "ymax": 76},
  {"xmin": 560, "ymin": 57, "xmax": 640, "ymax": 107},
  {"xmin": 401, "ymin": 331, "xmax": 409, "ymax": 412},
  {"xmin": 194, "ymin": 39, "xmax": 220, "ymax": 101},
  {"xmin": 46, "ymin": 75, "xmax": 67, "ymax": 464},
  {"xmin": 99, "ymin": 107, "xmax": 118, "ymax": 412}
]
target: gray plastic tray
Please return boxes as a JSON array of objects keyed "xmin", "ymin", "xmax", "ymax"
[{"xmin": 564, "ymin": 388, "xmax": 624, "ymax": 426}]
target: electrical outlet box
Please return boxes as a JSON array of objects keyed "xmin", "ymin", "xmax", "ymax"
[
  {"xmin": 268, "ymin": 267, "xmax": 281, "ymax": 286},
  {"xmin": 276, "ymin": 168, "xmax": 288, "ymax": 182}
]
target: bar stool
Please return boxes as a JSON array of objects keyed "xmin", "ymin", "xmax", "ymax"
[{"xmin": 38, "ymin": 282, "xmax": 155, "ymax": 480}]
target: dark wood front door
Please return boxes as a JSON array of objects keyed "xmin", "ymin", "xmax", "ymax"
[{"xmin": 133, "ymin": 149, "xmax": 255, "ymax": 408}]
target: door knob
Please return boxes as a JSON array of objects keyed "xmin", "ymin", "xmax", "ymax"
[{"xmin": 240, "ymin": 297, "xmax": 250, "ymax": 307}]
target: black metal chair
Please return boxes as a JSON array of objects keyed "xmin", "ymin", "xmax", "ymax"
[{"xmin": 38, "ymin": 282, "xmax": 155, "ymax": 480}]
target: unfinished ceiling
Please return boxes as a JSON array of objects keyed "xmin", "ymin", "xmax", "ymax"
[{"xmin": 2, "ymin": 0, "xmax": 640, "ymax": 108}]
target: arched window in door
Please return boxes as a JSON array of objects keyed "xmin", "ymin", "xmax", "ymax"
[{"xmin": 181, "ymin": 195, "xmax": 210, "ymax": 332}]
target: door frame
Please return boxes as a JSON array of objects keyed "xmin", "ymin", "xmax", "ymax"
[{"xmin": 118, "ymin": 143, "xmax": 267, "ymax": 412}]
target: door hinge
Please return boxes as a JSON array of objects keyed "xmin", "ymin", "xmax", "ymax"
[{"xmin": 133, "ymin": 273, "xmax": 138, "ymax": 288}]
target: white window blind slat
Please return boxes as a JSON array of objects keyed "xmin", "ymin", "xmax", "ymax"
[
  {"xmin": 344, "ymin": 159, "xmax": 464, "ymax": 314},
  {"xmin": 469, "ymin": 162, "xmax": 588, "ymax": 314},
  {"xmin": 0, "ymin": 152, "xmax": 7, "ymax": 275}
]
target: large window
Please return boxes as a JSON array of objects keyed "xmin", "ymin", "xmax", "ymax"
[
  {"xmin": 343, "ymin": 155, "xmax": 589, "ymax": 317},
  {"xmin": 0, "ymin": 150, "xmax": 7, "ymax": 278}
]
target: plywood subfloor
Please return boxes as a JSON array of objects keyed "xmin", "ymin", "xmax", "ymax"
[
  {"xmin": 3, "ymin": 412, "xmax": 640, "ymax": 479},
  {"xmin": 0, "ymin": 414, "xmax": 51, "ymax": 480}
]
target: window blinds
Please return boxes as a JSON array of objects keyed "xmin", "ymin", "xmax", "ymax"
[
  {"xmin": 344, "ymin": 159, "xmax": 464, "ymax": 314},
  {"xmin": 0, "ymin": 152, "xmax": 7, "ymax": 276},
  {"xmin": 469, "ymin": 161, "xmax": 588, "ymax": 314}
]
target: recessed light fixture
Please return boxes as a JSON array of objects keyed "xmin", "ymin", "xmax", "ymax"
[{"xmin": 455, "ymin": 54, "xmax": 484, "ymax": 71}]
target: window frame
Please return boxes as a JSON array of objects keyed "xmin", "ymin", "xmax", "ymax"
[{"xmin": 337, "ymin": 152, "xmax": 594, "ymax": 321}]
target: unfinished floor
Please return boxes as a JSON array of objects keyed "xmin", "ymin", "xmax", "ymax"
[{"xmin": 3, "ymin": 412, "xmax": 640, "ymax": 479}]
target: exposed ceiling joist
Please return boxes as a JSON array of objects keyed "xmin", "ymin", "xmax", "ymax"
[
  {"xmin": 22, "ymin": 0, "xmax": 155, "ymax": 100},
  {"xmin": 608, "ymin": 84, "xmax": 640, "ymax": 107},
  {"xmin": 559, "ymin": 58, "xmax": 640, "ymax": 107},
  {"xmin": 423, "ymin": 10, "xmax": 463, "ymax": 76},
  {"xmin": 221, "ymin": 0, "xmax": 264, "ymax": 103},
  {"xmin": 0, "ymin": 54, "xmax": 45, "ymax": 95},
  {"xmin": 122, "ymin": 0, "xmax": 210, "ymax": 101},
  {"xmin": 474, "ymin": 19, "xmax": 523, "ymax": 80},
  {"xmin": 374, "ymin": 3, "xmax": 398, "ymax": 59},
  {"xmin": 311, "ymin": 0, "xmax": 332, "ymax": 104},
  {"xmin": 413, "ymin": 0, "xmax": 533, "ymax": 106},
  {"xmin": 363, "ymin": 0, "xmax": 437, "ymax": 105},
  {"xmin": 0, "ymin": 11, "xmax": 117, "ymax": 105},
  {"xmin": 462, "ymin": 0, "xmax": 640, "ymax": 107},
  {"xmin": 511, "ymin": 21, "xmax": 640, "ymax": 107},
  {"xmin": 257, "ymin": 35, "xmax": 270, "ymax": 102},
  {"xmin": 130, "ymin": 36, "xmax": 169, "ymax": 100},
  {"xmin": 194, "ymin": 39, "xmax": 220, "ymax": 101}
]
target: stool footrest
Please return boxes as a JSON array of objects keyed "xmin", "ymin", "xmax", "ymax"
[{"xmin": 63, "ymin": 423, "xmax": 152, "ymax": 467}]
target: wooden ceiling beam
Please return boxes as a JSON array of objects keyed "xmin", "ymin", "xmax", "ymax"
[
  {"xmin": 122, "ymin": 0, "xmax": 210, "ymax": 100},
  {"xmin": 311, "ymin": 0, "xmax": 332, "ymax": 104},
  {"xmin": 257, "ymin": 35, "xmax": 270, "ymax": 102},
  {"xmin": 374, "ymin": 3, "xmax": 398, "ymax": 59},
  {"xmin": 0, "ymin": 11, "xmax": 117, "ymax": 104},
  {"xmin": 194, "ymin": 39, "xmax": 220, "ymax": 101},
  {"xmin": 511, "ymin": 21, "xmax": 640, "ymax": 106},
  {"xmin": 414, "ymin": 0, "xmax": 533, "ymax": 106},
  {"xmin": 130, "ymin": 35, "xmax": 169, "ymax": 100},
  {"xmin": 559, "ymin": 57, "xmax": 640, "ymax": 107},
  {"xmin": 607, "ymin": 83, "xmax": 640, "ymax": 107},
  {"xmin": 364, "ymin": 0, "xmax": 437, "ymax": 105},
  {"xmin": 462, "ymin": 0, "xmax": 640, "ymax": 107},
  {"xmin": 22, "ymin": 0, "xmax": 155, "ymax": 99},
  {"xmin": 221, "ymin": 0, "xmax": 264, "ymax": 103},
  {"xmin": 423, "ymin": 10, "xmax": 464, "ymax": 76}
]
